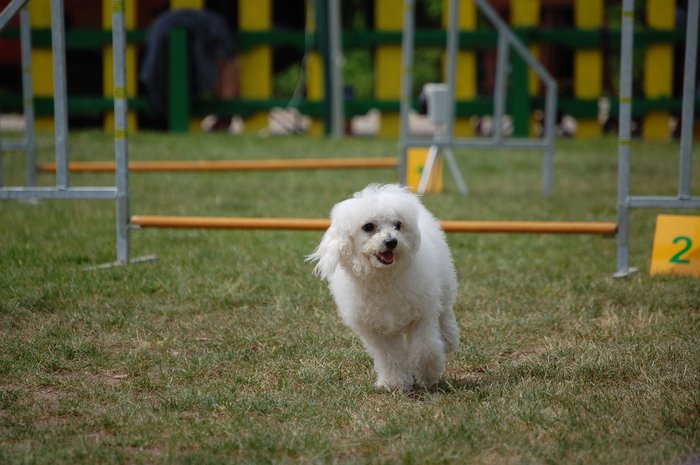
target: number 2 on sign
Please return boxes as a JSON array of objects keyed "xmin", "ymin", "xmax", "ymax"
[{"xmin": 670, "ymin": 236, "xmax": 692, "ymax": 264}]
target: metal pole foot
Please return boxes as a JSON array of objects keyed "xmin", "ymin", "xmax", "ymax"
[
  {"xmin": 87, "ymin": 254, "xmax": 159, "ymax": 271},
  {"xmin": 612, "ymin": 267, "xmax": 639, "ymax": 279}
]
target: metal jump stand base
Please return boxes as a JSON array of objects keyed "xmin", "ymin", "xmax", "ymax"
[
  {"xmin": 89, "ymin": 255, "xmax": 159, "ymax": 271},
  {"xmin": 418, "ymin": 127, "xmax": 468, "ymax": 195},
  {"xmin": 612, "ymin": 267, "xmax": 639, "ymax": 279}
]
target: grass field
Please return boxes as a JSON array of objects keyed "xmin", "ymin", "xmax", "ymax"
[{"xmin": 1, "ymin": 131, "xmax": 698, "ymax": 464}]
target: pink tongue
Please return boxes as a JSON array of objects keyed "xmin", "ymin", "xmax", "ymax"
[{"xmin": 379, "ymin": 252, "xmax": 395, "ymax": 264}]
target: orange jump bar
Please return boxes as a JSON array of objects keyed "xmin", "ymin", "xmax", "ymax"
[
  {"xmin": 131, "ymin": 215, "xmax": 617, "ymax": 235},
  {"xmin": 131, "ymin": 216, "xmax": 331, "ymax": 231},
  {"xmin": 441, "ymin": 220, "xmax": 617, "ymax": 235},
  {"xmin": 37, "ymin": 157, "xmax": 398, "ymax": 173}
]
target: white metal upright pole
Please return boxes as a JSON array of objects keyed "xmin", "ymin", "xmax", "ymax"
[
  {"xmin": 678, "ymin": 0, "xmax": 698, "ymax": 200},
  {"xmin": 112, "ymin": 0, "xmax": 130, "ymax": 264},
  {"xmin": 50, "ymin": 0, "xmax": 69, "ymax": 190},
  {"xmin": 542, "ymin": 73, "xmax": 557, "ymax": 195},
  {"xmin": 398, "ymin": 0, "xmax": 416, "ymax": 185},
  {"xmin": 0, "ymin": 0, "xmax": 29, "ymax": 29},
  {"xmin": 445, "ymin": 0, "xmax": 458, "ymax": 142},
  {"xmin": 20, "ymin": 6, "xmax": 36, "ymax": 187},
  {"xmin": 615, "ymin": 0, "xmax": 636, "ymax": 277},
  {"xmin": 492, "ymin": 34, "xmax": 509, "ymax": 144},
  {"xmin": 328, "ymin": 0, "xmax": 344, "ymax": 137}
]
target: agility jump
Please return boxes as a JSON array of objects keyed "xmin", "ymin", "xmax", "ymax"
[
  {"xmin": 37, "ymin": 157, "xmax": 398, "ymax": 173},
  {"xmin": 130, "ymin": 215, "xmax": 617, "ymax": 236}
]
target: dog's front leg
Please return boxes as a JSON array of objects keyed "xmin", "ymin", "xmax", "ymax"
[
  {"xmin": 357, "ymin": 329, "xmax": 412, "ymax": 391},
  {"xmin": 406, "ymin": 319, "xmax": 446, "ymax": 389}
]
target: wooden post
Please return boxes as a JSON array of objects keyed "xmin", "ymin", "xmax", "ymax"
[
  {"xmin": 510, "ymin": 0, "xmax": 540, "ymax": 137},
  {"xmin": 573, "ymin": 0, "xmax": 602, "ymax": 138},
  {"xmin": 102, "ymin": 0, "xmax": 137, "ymax": 133},
  {"xmin": 443, "ymin": 0, "xmax": 476, "ymax": 137},
  {"xmin": 239, "ymin": 0, "xmax": 272, "ymax": 132},
  {"xmin": 374, "ymin": 0, "xmax": 403, "ymax": 137},
  {"xmin": 643, "ymin": 0, "xmax": 675, "ymax": 140}
]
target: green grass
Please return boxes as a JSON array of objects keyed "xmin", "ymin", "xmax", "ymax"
[{"xmin": 1, "ymin": 131, "xmax": 698, "ymax": 464}]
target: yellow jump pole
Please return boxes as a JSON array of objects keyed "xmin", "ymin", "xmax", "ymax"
[
  {"xmin": 574, "ymin": 0, "xmax": 603, "ymax": 138},
  {"xmin": 643, "ymin": 0, "xmax": 675, "ymax": 140},
  {"xmin": 131, "ymin": 215, "xmax": 617, "ymax": 235},
  {"xmin": 36, "ymin": 157, "xmax": 399, "ymax": 173},
  {"xmin": 102, "ymin": 0, "xmax": 137, "ymax": 133},
  {"xmin": 239, "ymin": 0, "xmax": 272, "ymax": 132}
]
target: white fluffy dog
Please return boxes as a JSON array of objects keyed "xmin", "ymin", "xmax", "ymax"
[{"xmin": 308, "ymin": 184, "xmax": 459, "ymax": 391}]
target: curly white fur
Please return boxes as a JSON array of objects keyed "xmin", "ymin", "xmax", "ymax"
[{"xmin": 308, "ymin": 184, "xmax": 459, "ymax": 391}]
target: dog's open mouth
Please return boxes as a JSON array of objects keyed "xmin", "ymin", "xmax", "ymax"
[{"xmin": 376, "ymin": 251, "xmax": 395, "ymax": 265}]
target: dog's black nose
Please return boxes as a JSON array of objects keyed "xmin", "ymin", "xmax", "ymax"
[{"xmin": 385, "ymin": 238, "xmax": 398, "ymax": 250}]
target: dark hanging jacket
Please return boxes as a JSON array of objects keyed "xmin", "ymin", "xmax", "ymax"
[{"xmin": 140, "ymin": 9, "xmax": 236, "ymax": 115}]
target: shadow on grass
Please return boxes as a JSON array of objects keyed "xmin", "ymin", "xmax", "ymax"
[{"xmin": 405, "ymin": 370, "xmax": 492, "ymax": 401}]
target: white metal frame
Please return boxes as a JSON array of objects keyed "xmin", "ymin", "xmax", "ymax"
[
  {"xmin": 399, "ymin": 0, "xmax": 558, "ymax": 196},
  {"xmin": 0, "ymin": 5, "xmax": 35, "ymax": 186},
  {"xmin": 615, "ymin": 0, "xmax": 700, "ymax": 277},
  {"xmin": 0, "ymin": 0, "xmax": 153, "ymax": 266}
]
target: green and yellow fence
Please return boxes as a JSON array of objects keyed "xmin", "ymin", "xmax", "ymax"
[{"xmin": 0, "ymin": 0, "xmax": 692, "ymax": 140}]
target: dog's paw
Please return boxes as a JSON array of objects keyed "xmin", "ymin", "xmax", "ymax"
[
  {"xmin": 412, "ymin": 364, "xmax": 443, "ymax": 390},
  {"xmin": 375, "ymin": 374, "xmax": 414, "ymax": 392},
  {"xmin": 412, "ymin": 374, "xmax": 439, "ymax": 391}
]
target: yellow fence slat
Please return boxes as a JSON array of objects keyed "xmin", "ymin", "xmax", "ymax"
[
  {"xmin": 29, "ymin": 0, "xmax": 53, "ymax": 130},
  {"xmin": 239, "ymin": 0, "xmax": 272, "ymax": 132},
  {"xmin": 574, "ymin": 0, "xmax": 602, "ymax": 138},
  {"xmin": 170, "ymin": 0, "xmax": 204, "ymax": 9},
  {"xmin": 643, "ymin": 0, "xmax": 675, "ymax": 140},
  {"xmin": 374, "ymin": 0, "xmax": 403, "ymax": 137},
  {"xmin": 511, "ymin": 0, "xmax": 540, "ymax": 98},
  {"xmin": 102, "ymin": 0, "xmax": 137, "ymax": 133},
  {"xmin": 304, "ymin": 0, "xmax": 324, "ymax": 136},
  {"xmin": 443, "ymin": 0, "xmax": 476, "ymax": 137}
]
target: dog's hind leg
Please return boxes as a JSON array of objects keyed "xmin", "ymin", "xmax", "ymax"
[{"xmin": 439, "ymin": 307, "xmax": 460, "ymax": 353}]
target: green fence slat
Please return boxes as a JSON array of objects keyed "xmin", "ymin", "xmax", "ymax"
[{"xmin": 168, "ymin": 27, "xmax": 189, "ymax": 133}]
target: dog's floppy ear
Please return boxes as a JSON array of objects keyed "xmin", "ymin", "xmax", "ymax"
[
  {"xmin": 307, "ymin": 198, "xmax": 355, "ymax": 280},
  {"xmin": 307, "ymin": 224, "xmax": 347, "ymax": 280}
]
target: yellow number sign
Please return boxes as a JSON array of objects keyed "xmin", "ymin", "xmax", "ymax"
[{"xmin": 650, "ymin": 214, "xmax": 700, "ymax": 277}]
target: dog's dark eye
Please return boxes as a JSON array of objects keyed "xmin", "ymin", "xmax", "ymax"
[
  {"xmin": 395, "ymin": 221, "xmax": 402, "ymax": 231},
  {"xmin": 362, "ymin": 223, "xmax": 375, "ymax": 233}
]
